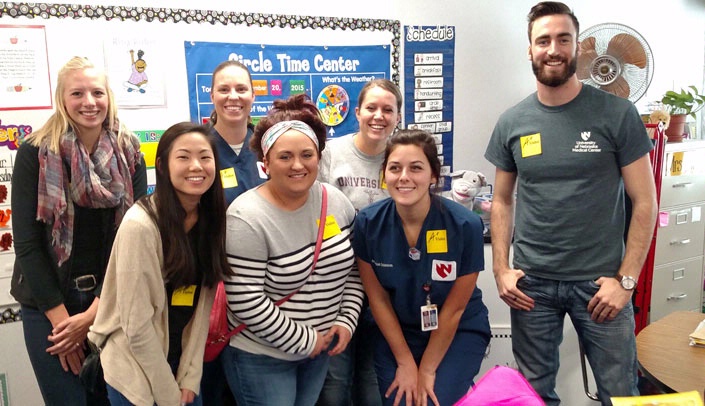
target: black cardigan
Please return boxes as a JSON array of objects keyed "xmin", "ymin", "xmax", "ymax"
[{"xmin": 10, "ymin": 142, "xmax": 147, "ymax": 311}]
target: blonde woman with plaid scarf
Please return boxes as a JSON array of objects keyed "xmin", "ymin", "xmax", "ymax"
[{"xmin": 10, "ymin": 56, "xmax": 147, "ymax": 406}]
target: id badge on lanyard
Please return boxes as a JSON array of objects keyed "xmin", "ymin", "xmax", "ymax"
[{"xmin": 420, "ymin": 282, "xmax": 438, "ymax": 332}]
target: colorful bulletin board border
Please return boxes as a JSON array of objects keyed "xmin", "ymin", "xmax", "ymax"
[{"xmin": 0, "ymin": 3, "xmax": 401, "ymax": 83}]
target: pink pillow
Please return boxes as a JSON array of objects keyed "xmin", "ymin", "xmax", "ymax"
[{"xmin": 453, "ymin": 366, "xmax": 545, "ymax": 406}]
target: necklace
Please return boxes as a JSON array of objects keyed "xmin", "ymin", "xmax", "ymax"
[
  {"xmin": 401, "ymin": 217, "xmax": 422, "ymax": 262},
  {"xmin": 409, "ymin": 247, "xmax": 421, "ymax": 261}
]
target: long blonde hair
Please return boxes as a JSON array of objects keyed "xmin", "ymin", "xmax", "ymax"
[{"xmin": 26, "ymin": 56, "xmax": 130, "ymax": 153}]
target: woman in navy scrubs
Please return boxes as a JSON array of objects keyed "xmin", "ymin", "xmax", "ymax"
[{"xmin": 353, "ymin": 129, "xmax": 490, "ymax": 406}]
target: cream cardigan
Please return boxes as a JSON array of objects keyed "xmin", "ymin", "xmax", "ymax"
[{"xmin": 88, "ymin": 203, "xmax": 215, "ymax": 406}]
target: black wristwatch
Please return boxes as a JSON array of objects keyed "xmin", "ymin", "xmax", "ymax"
[{"xmin": 617, "ymin": 274, "xmax": 637, "ymax": 291}]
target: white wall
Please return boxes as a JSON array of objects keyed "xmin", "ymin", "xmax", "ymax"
[
  {"xmin": 59, "ymin": 0, "xmax": 705, "ymax": 183},
  {"xmin": 392, "ymin": 0, "xmax": 705, "ymax": 180},
  {"xmin": 4, "ymin": 2, "xmax": 705, "ymax": 178}
]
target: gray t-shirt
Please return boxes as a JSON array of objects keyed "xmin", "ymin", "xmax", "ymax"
[
  {"xmin": 484, "ymin": 85, "xmax": 653, "ymax": 281},
  {"xmin": 318, "ymin": 133, "xmax": 389, "ymax": 211}
]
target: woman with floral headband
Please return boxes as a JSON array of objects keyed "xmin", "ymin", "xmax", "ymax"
[{"xmin": 221, "ymin": 94, "xmax": 363, "ymax": 405}]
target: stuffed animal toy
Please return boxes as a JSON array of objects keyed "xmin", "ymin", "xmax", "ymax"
[
  {"xmin": 440, "ymin": 170, "xmax": 487, "ymax": 210},
  {"xmin": 649, "ymin": 110, "xmax": 670, "ymax": 130},
  {"xmin": 648, "ymin": 109, "xmax": 670, "ymax": 140}
]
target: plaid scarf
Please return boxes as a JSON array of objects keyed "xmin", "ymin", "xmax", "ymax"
[{"xmin": 36, "ymin": 129, "xmax": 141, "ymax": 266}]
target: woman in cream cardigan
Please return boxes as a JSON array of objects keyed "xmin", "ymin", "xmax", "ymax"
[{"xmin": 89, "ymin": 122, "xmax": 231, "ymax": 405}]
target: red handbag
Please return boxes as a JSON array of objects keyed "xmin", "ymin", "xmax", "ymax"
[
  {"xmin": 204, "ymin": 185, "xmax": 328, "ymax": 362},
  {"xmin": 204, "ymin": 281, "xmax": 236, "ymax": 362}
]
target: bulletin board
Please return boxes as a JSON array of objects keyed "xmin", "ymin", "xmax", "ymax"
[
  {"xmin": 0, "ymin": 2, "xmax": 400, "ymax": 303},
  {"xmin": 184, "ymin": 41, "xmax": 391, "ymax": 137}
]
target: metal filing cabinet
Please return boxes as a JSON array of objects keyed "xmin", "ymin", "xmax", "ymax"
[{"xmin": 651, "ymin": 140, "xmax": 705, "ymax": 322}]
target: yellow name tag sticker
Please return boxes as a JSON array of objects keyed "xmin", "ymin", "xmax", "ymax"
[
  {"xmin": 171, "ymin": 285, "xmax": 197, "ymax": 307},
  {"xmin": 520, "ymin": 133, "xmax": 542, "ymax": 158},
  {"xmin": 426, "ymin": 230, "xmax": 448, "ymax": 253},
  {"xmin": 380, "ymin": 169, "xmax": 387, "ymax": 190},
  {"xmin": 220, "ymin": 167, "xmax": 238, "ymax": 189},
  {"xmin": 318, "ymin": 215, "xmax": 342, "ymax": 239}
]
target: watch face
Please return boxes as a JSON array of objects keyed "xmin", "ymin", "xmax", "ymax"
[{"xmin": 621, "ymin": 276, "xmax": 637, "ymax": 290}]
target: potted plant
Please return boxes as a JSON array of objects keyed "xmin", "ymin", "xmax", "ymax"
[{"xmin": 660, "ymin": 86, "xmax": 705, "ymax": 142}]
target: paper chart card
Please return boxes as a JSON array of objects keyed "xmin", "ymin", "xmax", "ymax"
[{"xmin": 0, "ymin": 25, "xmax": 51, "ymax": 111}]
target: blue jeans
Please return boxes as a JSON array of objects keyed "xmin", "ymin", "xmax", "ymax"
[
  {"xmin": 317, "ymin": 309, "xmax": 382, "ymax": 406},
  {"xmin": 512, "ymin": 274, "xmax": 639, "ymax": 406},
  {"xmin": 106, "ymin": 384, "xmax": 202, "ymax": 406},
  {"xmin": 105, "ymin": 359, "xmax": 202, "ymax": 405},
  {"xmin": 21, "ymin": 289, "xmax": 108, "ymax": 406},
  {"xmin": 222, "ymin": 345, "xmax": 330, "ymax": 406},
  {"xmin": 375, "ymin": 326, "xmax": 489, "ymax": 406}
]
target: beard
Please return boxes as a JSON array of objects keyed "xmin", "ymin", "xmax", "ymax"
[{"xmin": 531, "ymin": 53, "xmax": 578, "ymax": 87}]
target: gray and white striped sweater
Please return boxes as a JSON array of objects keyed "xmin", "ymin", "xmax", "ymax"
[{"xmin": 224, "ymin": 182, "xmax": 363, "ymax": 361}]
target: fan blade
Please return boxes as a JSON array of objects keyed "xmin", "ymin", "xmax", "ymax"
[
  {"xmin": 577, "ymin": 37, "xmax": 597, "ymax": 81},
  {"xmin": 580, "ymin": 36, "xmax": 596, "ymax": 53},
  {"xmin": 606, "ymin": 33, "xmax": 647, "ymax": 68},
  {"xmin": 577, "ymin": 49, "xmax": 598, "ymax": 80},
  {"xmin": 601, "ymin": 75, "xmax": 631, "ymax": 99}
]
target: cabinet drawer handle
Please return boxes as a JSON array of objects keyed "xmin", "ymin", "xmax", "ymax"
[
  {"xmin": 666, "ymin": 293, "xmax": 687, "ymax": 301},
  {"xmin": 669, "ymin": 239, "xmax": 691, "ymax": 246},
  {"xmin": 671, "ymin": 182, "xmax": 693, "ymax": 188}
]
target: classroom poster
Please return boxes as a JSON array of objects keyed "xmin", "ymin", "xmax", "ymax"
[
  {"xmin": 184, "ymin": 42, "xmax": 390, "ymax": 138},
  {"xmin": 403, "ymin": 25, "xmax": 455, "ymax": 189},
  {"xmin": 0, "ymin": 25, "xmax": 51, "ymax": 111},
  {"xmin": 104, "ymin": 36, "xmax": 168, "ymax": 108}
]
